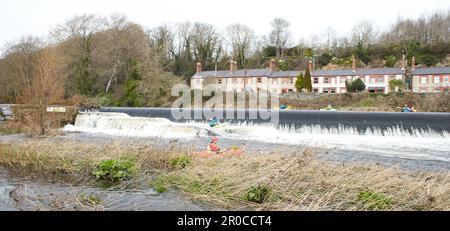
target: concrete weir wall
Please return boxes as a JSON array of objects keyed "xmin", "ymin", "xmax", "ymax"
[{"xmin": 98, "ymin": 107, "xmax": 450, "ymax": 134}]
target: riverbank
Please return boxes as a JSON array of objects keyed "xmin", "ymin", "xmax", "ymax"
[
  {"xmin": 280, "ymin": 92, "xmax": 450, "ymax": 112},
  {"xmin": 1, "ymin": 137, "xmax": 449, "ymax": 211}
]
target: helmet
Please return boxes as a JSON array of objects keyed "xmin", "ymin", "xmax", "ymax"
[{"xmin": 211, "ymin": 137, "xmax": 218, "ymax": 143}]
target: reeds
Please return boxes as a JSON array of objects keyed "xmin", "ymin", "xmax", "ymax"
[{"xmin": 1, "ymin": 140, "xmax": 449, "ymax": 211}]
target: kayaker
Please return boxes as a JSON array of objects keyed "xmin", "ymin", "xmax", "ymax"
[
  {"xmin": 402, "ymin": 104, "xmax": 412, "ymax": 112},
  {"xmin": 208, "ymin": 116, "xmax": 220, "ymax": 127},
  {"xmin": 207, "ymin": 137, "xmax": 221, "ymax": 154}
]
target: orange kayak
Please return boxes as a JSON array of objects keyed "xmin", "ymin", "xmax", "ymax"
[{"xmin": 191, "ymin": 149, "xmax": 244, "ymax": 158}]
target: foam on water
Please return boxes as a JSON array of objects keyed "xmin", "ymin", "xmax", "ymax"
[
  {"xmin": 64, "ymin": 112, "xmax": 209, "ymax": 139},
  {"xmin": 64, "ymin": 112, "xmax": 450, "ymax": 162}
]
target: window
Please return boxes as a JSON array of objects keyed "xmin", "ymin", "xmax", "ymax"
[
  {"xmin": 370, "ymin": 78, "xmax": 375, "ymax": 84},
  {"xmin": 421, "ymin": 77, "xmax": 427, "ymax": 84},
  {"xmin": 272, "ymin": 78, "xmax": 278, "ymax": 84},
  {"xmin": 313, "ymin": 88, "xmax": 319, "ymax": 93},
  {"xmin": 314, "ymin": 78, "xmax": 319, "ymax": 84},
  {"xmin": 378, "ymin": 77, "xmax": 384, "ymax": 83},
  {"xmin": 324, "ymin": 78, "xmax": 329, "ymax": 84},
  {"xmin": 331, "ymin": 88, "xmax": 336, "ymax": 94},
  {"xmin": 323, "ymin": 88, "xmax": 329, "ymax": 94},
  {"xmin": 340, "ymin": 78, "xmax": 346, "ymax": 84},
  {"xmin": 445, "ymin": 76, "xmax": 449, "ymax": 83},
  {"xmin": 434, "ymin": 76, "xmax": 440, "ymax": 83},
  {"xmin": 218, "ymin": 79, "xmax": 223, "ymax": 85},
  {"xmin": 257, "ymin": 78, "xmax": 262, "ymax": 83},
  {"xmin": 290, "ymin": 78, "xmax": 294, "ymax": 84},
  {"xmin": 233, "ymin": 79, "xmax": 238, "ymax": 84},
  {"xmin": 288, "ymin": 89, "xmax": 293, "ymax": 92}
]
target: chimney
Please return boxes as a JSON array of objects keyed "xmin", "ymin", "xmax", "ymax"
[
  {"xmin": 269, "ymin": 59, "xmax": 277, "ymax": 71},
  {"xmin": 230, "ymin": 60, "xmax": 238, "ymax": 72},
  {"xmin": 352, "ymin": 56, "xmax": 357, "ymax": 73},
  {"xmin": 411, "ymin": 56, "xmax": 416, "ymax": 72},
  {"xmin": 196, "ymin": 62, "xmax": 202, "ymax": 73},
  {"xmin": 308, "ymin": 59, "xmax": 313, "ymax": 71}
]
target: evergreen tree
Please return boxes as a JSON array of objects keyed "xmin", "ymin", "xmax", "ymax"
[
  {"xmin": 351, "ymin": 78, "xmax": 366, "ymax": 92},
  {"xmin": 345, "ymin": 80, "xmax": 353, "ymax": 92},
  {"xmin": 123, "ymin": 59, "xmax": 142, "ymax": 107},
  {"xmin": 303, "ymin": 67, "xmax": 313, "ymax": 92},
  {"xmin": 295, "ymin": 72, "xmax": 304, "ymax": 92}
]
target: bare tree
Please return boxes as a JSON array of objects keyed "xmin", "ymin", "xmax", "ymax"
[
  {"xmin": 191, "ymin": 23, "xmax": 221, "ymax": 69},
  {"xmin": 267, "ymin": 17, "xmax": 292, "ymax": 58},
  {"xmin": 351, "ymin": 19, "xmax": 377, "ymax": 47},
  {"xmin": 148, "ymin": 24, "xmax": 175, "ymax": 62},
  {"xmin": 2, "ymin": 37, "xmax": 44, "ymax": 103},
  {"xmin": 323, "ymin": 27, "xmax": 337, "ymax": 50},
  {"xmin": 226, "ymin": 23, "xmax": 255, "ymax": 67}
]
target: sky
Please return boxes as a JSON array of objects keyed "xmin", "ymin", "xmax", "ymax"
[{"xmin": 1, "ymin": 0, "xmax": 449, "ymax": 46}]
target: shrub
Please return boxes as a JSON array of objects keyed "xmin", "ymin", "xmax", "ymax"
[
  {"xmin": 149, "ymin": 177, "xmax": 168, "ymax": 194},
  {"xmin": 170, "ymin": 156, "xmax": 191, "ymax": 169},
  {"xmin": 92, "ymin": 158, "xmax": 137, "ymax": 182},
  {"xmin": 351, "ymin": 79, "xmax": 366, "ymax": 92},
  {"xmin": 357, "ymin": 190, "xmax": 392, "ymax": 210},
  {"xmin": 245, "ymin": 185, "xmax": 271, "ymax": 204}
]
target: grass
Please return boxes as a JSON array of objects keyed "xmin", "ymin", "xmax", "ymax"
[
  {"xmin": 1, "ymin": 139, "xmax": 450, "ymax": 211},
  {"xmin": 357, "ymin": 190, "xmax": 392, "ymax": 210},
  {"xmin": 0, "ymin": 121, "xmax": 26, "ymax": 135},
  {"xmin": 80, "ymin": 194, "xmax": 103, "ymax": 208}
]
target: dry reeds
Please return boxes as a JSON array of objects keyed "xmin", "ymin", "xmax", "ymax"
[{"xmin": 0, "ymin": 140, "xmax": 449, "ymax": 211}]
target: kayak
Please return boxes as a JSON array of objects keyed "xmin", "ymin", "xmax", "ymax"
[
  {"xmin": 191, "ymin": 149, "xmax": 244, "ymax": 158},
  {"xmin": 210, "ymin": 123, "xmax": 228, "ymax": 129},
  {"xmin": 320, "ymin": 109, "xmax": 337, "ymax": 112}
]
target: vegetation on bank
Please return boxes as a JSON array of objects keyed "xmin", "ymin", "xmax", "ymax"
[
  {"xmin": 0, "ymin": 140, "xmax": 449, "ymax": 211},
  {"xmin": 281, "ymin": 92, "xmax": 450, "ymax": 112}
]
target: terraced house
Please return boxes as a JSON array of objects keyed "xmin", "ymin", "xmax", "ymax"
[
  {"xmin": 191, "ymin": 60, "xmax": 298, "ymax": 94},
  {"xmin": 191, "ymin": 59, "xmax": 449, "ymax": 94},
  {"xmin": 311, "ymin": 63, "xmax": 405, "ymax": 94},
  {"xmin": 411, "ymin": 67, "xmax": 450, "ymax": 93}
]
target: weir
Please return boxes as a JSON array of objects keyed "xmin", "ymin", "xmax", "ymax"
[
  {"xmin": 98, "ymin": 107, "xmax": 450, "ymax": 135},
  {"xmin": 66, "ymin": 110, "xmax": 450, "ymax": 162}
]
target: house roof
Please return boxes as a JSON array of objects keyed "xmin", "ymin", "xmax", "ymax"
[
  {"xmin": 412, "ymin": 67, "xmax": 450, "ymax": 75},
  {"xmin": 311, "ymin": 69, "xmax": 354, "ymax": 76},
  {"xmin": 270, "ymin": 71, "xmax": 302, "ymax": 78},
  {"xmin": 192, "ymin": 67, "xmax": 412, "ymax": 79},
  {"xmin": 311, "ymin": 68, "xmax": 404, "ymax": 77},
  {"xmin": 356, "ymin": 68, "xmax": 404, "ymax": 75},
  {"xmin": 193, "ymin": 69, "xmax": 271, "ymax": 79}
]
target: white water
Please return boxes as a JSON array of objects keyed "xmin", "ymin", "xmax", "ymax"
[{"xmin": 64, "ymin": 112, "xmax": 450, "ymax": 162}]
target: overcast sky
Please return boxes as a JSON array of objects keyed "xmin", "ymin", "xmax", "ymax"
[{"xmin": 2, "ymin": 0, "xmax": 449, "ymax": 46}]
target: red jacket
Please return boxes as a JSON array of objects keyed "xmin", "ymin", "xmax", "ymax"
[{"xmin": 208, "ymin": 143, "xmax": 220, "ymax": 152}]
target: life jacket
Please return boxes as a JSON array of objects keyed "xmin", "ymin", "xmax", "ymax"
[{"xmin": 208, "ymin": 143, "xmax": 220, "ymax": 152}]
